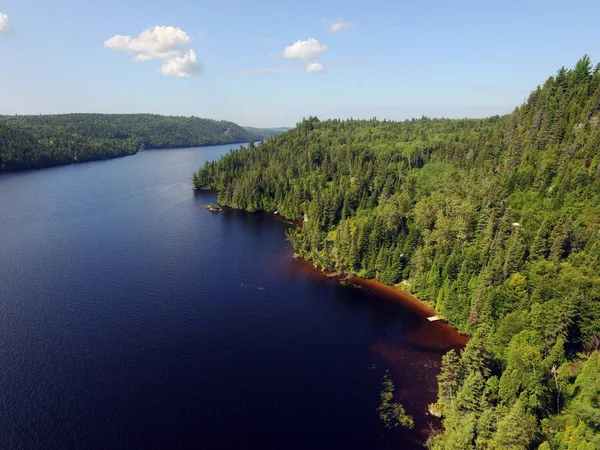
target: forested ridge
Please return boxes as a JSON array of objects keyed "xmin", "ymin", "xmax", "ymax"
[
  {"xmin": 0, "ymin": 114, "xmax": 266, "ymax": 172},
  {"xmin": 194, "ymin": 56, "xmax": 600, "ymax": 449},
  {"xmin": 243, "ymin": 126, "xmax": 293, "ymax": 139}
]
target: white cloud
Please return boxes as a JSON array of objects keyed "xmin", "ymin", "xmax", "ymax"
[
  {"xmin": 0, "ymin": 12, "xmax": 13, "ymax": 36},
  {"xmin": 105, "ymin": 26, "xmax": 190, "ymax": 60},
  {"xmin": 105, "ymin": 26, "xmax": 202, "ymax": 78},
  {"xmin": 306, "ymin": 62, "xmax": 324, "ymax": 73},
  {"xmin": 236, "ymin": 38, "xmax": 331, "ymax": 76},
  {"xmin": 262, "ymin": 38, "xmax": 277, "ymax": 45},
  {"xmin": 282, "ymin": 38, "xmax": 327, "ymax": 73},
  {"xmin": 328, "ymin": 19, "xmax": 356, "ymax": 33},
  {"xmin": 282, "ymin": 38, "xmax": 327, "ymax": 61},
  {"xmin": 159, "ymin": 49, "xmax": 202, "ymax": 77}
]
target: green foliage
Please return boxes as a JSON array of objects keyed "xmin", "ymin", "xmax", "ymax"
[
  {"xmin": 243, "ymin": 126, "xmax": 292, "ymax": 140},
  {"xmin": 573, "ymin": 55, "xmax": 593, "ymax": 84},
  {"xmin": 574, "ymin": 351, "xmax": 600, "ymax": 403},
  {"xmin": 459, "ymin": 330, "xmax": 493, "ymax": 380},
  {"xmin": 195, "ymin": 57, "xmax": 600, "ymax": 448},
  {"xmin": 428, "ymin": 412, "xmax": 477, "ymax": 450},
  {"xmin": 377, "ymin": 370, "xmax": 414, "ymax": 430},
  {"xmin": 0, "ymin": 114, "xmax": 269, "ymax": 172},
  {"xmin": 498, "ymin": 330, "xmax": 548, "ymax": 412},
  {"xmin": 437, "ymin": 349, "xmax": 460, "ymax": 408},
  {"xmin": 456, "ymin": 371, "xmax": 486, "ymax": 413},
  {"xmin": 490, "ymin": 400, "xmax": 538, "ymax": 449}
]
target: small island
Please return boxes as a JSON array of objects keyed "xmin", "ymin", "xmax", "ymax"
[{"xmin": 203, "ymin": 203, "xmax": 222, "ymax": 212}]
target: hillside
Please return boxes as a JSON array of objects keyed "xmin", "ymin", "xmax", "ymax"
[
  {"xmin": 0, "ymin": 114, "xmax": 260, "ymax": 172},
  {"xmin": 243, "ymin": 126, "xmax": 292, "ymax": 140},
  {"xmin": 194, "ymin": 56, "xmax": 600, "ymax": 449}
]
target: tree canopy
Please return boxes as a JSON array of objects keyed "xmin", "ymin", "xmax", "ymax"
[
  {"xmin": 0, "ymin": 113, "xmax": 272, "ymax": 172},
  {"xmin": 194, "ymin": 56, "xmax": 600, "ymax": 448}
]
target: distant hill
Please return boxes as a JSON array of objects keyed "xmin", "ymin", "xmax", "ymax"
[
  {"xmin": 243, "ymin": 126, "xmax": 292, "ymax": 140},
  {"xmin": 0, "ymin": 114, "xmax": 261, "ymax": 172}
]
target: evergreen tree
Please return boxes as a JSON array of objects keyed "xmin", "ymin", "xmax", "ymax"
[
  {"xmin": 456, "ymin": 371, "xmax": 486, "ymax": 413},
  {"xmin": 438, "ymin": 349, "xmax": 460, "ymax": 406},
  {"xmin": 573, "ymin": 54, "xmax": 593, "ymax": 83},
  {"xmin": 489, "ymin": 400, "xmax": 537, "ymax": 450}
]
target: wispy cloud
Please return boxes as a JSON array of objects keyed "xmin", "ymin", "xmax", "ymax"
[
  {"xmin": 105, "ymin": 26, "xmax": 202, "ymax": 78},
  {"xmin": 0, "ymin": 12, "xmax": 13, "ymax": 36},
  {"xmin": 234, "ymin": 57, "xmax": 360, "ymax": 76},
  {"xmin": 327, "ymin": 19, "xmax": 356, "ymax": 33},
  {"xmin": 235, "ymin": 37, "xmax": 336, "ymax": 76},
  {"xmin": 233, "ymin": 65, "xmax": 304, "ymax": 76},
  {"xmin": 262, "ymin": 38, "xmax": 278, "ymax": 45}
]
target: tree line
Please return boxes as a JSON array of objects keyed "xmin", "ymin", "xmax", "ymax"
[
  {"xmin": 0, "ymin": 113, "xmax": 272, "ymax": 172},
  {"xmin": 194, "ymin": 56, "xmax": 600, "ymax": 449}
]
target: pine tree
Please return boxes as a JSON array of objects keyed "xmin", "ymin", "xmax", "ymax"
[
  {"xmin": 438, "ymin": 349, "xmax": 460, "ymax": 406},
  {"xmin": 503, "ymin": 229, "xmax": 526, "ymax": 278},
  {"xmin": 574, "ymin": 351, "xmax": 600, "ymax": 403},
  {"xmin": 555, "ymin": 66, "xmax": 569, "ymax": 88},
  {"xmin": 490, "ymin": 400, "xmax": 537, "ymax": 449},
  {"xmin": 573, "ymin": 54, "xmax": 593, "ymax": 84},
  {"xmin": 455, "ymin": 371, "xmax": 485, "ymax": 412},
  {"xmin": 192, "ymin": 171, "xmax": 200, "ymax": 188},
  {"xmin": 549, "ymin": 219, "xmax": 570, "ymax": 261},
  {"xmin": 459, "ymin": 330, "xmax": 493, "ymax": 380},
  {"xmin": 529, "ymin": 219, "xmax": 548, "ymax": 260}
]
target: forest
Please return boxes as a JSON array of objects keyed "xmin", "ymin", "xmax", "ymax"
[
  {"xmin": 0, "ymin": 114, "xmax": 272, "ymax": 172},
  {"xmin": 194, "ymin": 56, "xmax": 600, "ymax": 449},
  {"xmin": 243, "ymin": 126, "xmax": 292, "ymax": 139}
]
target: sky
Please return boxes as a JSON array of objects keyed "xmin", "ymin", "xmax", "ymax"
[{"xmin": 0, "ymin": 0, "xmax": 598, "ymax": 127}]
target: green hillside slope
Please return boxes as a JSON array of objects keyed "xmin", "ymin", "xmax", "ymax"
[
  {"xmin": 243, "ymin": 126, "xmax": 291, "ymax": 140},
  {"xmin": 194, "ymin": 56, "xmax": 600, "ymax": 449},
  {"xmin": 0, "ymin": 114, "xmax": 259, "ymax": 172}
]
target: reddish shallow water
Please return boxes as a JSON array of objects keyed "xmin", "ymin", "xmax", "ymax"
[{"xmin": 291, "ymin": 260, "xmax": 467, "ymax": 447}]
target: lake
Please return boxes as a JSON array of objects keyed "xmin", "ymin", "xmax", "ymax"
[{"xmin": 0, "ymin": 144, "xmax": 464, "ymax": 449}]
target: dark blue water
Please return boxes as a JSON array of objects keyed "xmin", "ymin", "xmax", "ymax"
[{"xmin": 0, "ymin": 145, "xmax": 460, "ymax": 449}]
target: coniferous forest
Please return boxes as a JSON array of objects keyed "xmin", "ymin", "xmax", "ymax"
[
  {"xmin": 0, "ymin": 114, "xmax": 275, "ymax": 172},
  {"xmin": 194, "ymin": 56, "xmax": 600, "ymax": 449}
]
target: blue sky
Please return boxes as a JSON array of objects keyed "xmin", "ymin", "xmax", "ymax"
[{"xmin": 0, "ymin": 0, "xmax": 598, "ymax": 127}]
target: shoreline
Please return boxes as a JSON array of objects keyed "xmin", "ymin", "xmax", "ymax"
[
  {"xmin": 209, "ymin": 203, "xmax": 467, "ymax": 345},
  {"xmin": 198, "ymin": 201, "xmax": 467, "ymax": 446},
  {"xmin": 289, "ymin": 254, "xmax": 467, "ymax": 446},
  {"xmin": 272, "ymin": 211, "xmax": 469, "ymax": 444},
  {"xmin": 349, "ymin": 277, "xmax": 468, "ymax": 347},
  {"xmin": 1, "ymin": 140, "xmax": 252, "ymax": 175},
  {"xmin": 291, "ymin": 255, "xmax": 468, "ymax": 349}
]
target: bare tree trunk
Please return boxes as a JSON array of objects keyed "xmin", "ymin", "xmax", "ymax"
[{"xmin": 552, "ymin": 365, "xmax": 561, "ymax": 413}]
